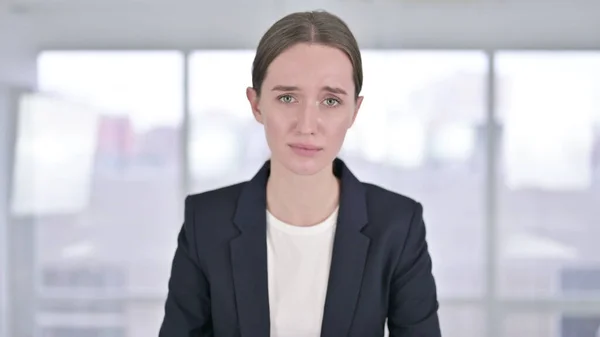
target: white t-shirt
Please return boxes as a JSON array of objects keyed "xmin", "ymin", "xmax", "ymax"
[{"xmin": 266, "ymin": 207, "xmax": 339, "ymax": 337}]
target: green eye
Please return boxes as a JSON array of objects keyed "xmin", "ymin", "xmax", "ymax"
[
  {"xmin": 324, "ymin": 98, "xmax": 340, "ymax": 106},
  {"xmin": 279, "ymin": 95, "xmax": 294, "ymax": 103}
]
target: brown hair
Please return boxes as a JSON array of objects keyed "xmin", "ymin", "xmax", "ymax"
[{"xmin": 251, "ymin": 10, "xmax": 363, "ymax": 99}]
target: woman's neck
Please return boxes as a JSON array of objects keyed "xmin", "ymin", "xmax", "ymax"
[{"xmin": 266, "ymin": 160, "xmax": 340, "ymax": 227}]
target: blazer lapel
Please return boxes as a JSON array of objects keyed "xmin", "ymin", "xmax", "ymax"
[
  {"xmin": 229, "ymin": 158, "xmax": 370, "ymax": 337},
  {"xmin": 231, "ymin": 162, "xmax": 271, "ymax": 337},
  {"xmin": 320, "ymin": 158, "xmax": 370, "ymax": 337}
]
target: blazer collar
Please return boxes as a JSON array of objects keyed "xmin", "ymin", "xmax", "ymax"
[{"xmin": 230, "ymin": 157, "xmax": 370, "ymax": 337}]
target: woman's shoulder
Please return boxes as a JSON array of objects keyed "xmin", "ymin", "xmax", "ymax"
[
  {"xmin": 359, "ymin": 183, "xmax": 426, "ymax": 241},
  {"xmin": 361, "ymin": 182, "xmax": 421, "ymax": 213},
  {"xmin": 185, "ymin": 181, "xmax": 247, "ymax": 214}
]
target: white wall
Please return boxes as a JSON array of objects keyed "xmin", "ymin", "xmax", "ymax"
[
  {"xmin": 0, "ymin": 10, "xmax": 36, "ymax": 85},
  {"xmin": 3, "ymin": 0, "xmax": 600, "ymax": 51},
  {"xmin": 0, "ymin": 84, "xmax": 9, "ymax": 337},
  {"xmin": 0, "ymin": 1, "xmax": 599, "ymax": 83},
  {"xmin": 0, "ymin": 9, "xmax": 36, "ymax": 337}
]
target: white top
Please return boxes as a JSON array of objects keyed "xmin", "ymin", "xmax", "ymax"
[{"xmin": 266, "ymin": 207, "xmax": 339, "ymax": 337}]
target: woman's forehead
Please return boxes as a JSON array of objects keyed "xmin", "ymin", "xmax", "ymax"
[{"xmin": 263, "ymin": 44, "xmax": 354, "ymax": 90}]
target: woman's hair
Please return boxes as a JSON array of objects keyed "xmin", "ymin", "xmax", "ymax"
[{"xmin": 251, "ymin": 10, "xmax": 363, "ymax": 99}]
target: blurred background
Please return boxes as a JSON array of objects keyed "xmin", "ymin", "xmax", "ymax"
[{"xmin": 1, "ymin": 0, "xmax": 600, "ymax": 337}]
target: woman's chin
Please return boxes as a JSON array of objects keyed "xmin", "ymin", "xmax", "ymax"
[{"xmin": 280, "ymin": 155, "xmax": 331, "ymax": 177}]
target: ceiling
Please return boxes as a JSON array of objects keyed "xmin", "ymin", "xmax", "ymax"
[{"xmin": 3, "ymin": 0, "xmax": 596, "ymax": 12}]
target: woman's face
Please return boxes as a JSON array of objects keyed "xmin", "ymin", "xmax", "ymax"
[{"xmin": 247, "ymin": 43, "xmax": 363, "ymax": 176}]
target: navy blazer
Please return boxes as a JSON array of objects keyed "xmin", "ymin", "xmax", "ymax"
[{"xmin": 159, "ymin": 158, "xmax": 441, "ymax": 337}]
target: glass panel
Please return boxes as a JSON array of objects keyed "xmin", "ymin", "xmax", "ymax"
[
  {"xmin": 28, "ymin": 51, "xmax": 184, "ymax": 335},
  {"xmin": 383, "ymin": 304, "xmax": 484, "ymax": 337},
  {"xmin": 345, "ymin": 51, "xmax": 489, "ymax": 298},
  {"xmin": 495, "ymin": 52, "xmax": 600, "ymax": 298},
  {"xmin": 188, "ymin": 50, "xmax": 266, "ymax": 192},
  {"xmin": 11, "ymin": 93, "xmax": 100, "ymax": 216},
  {"xmin": 188, "ymin": 50, "xmax": 488, "ymax": 298},
  {"xmin": 438, "ymin": 305, "xmax": 485, "ymax": 337},
  {"xmin": 125, "ymin": 301, "xmax": 165, "ymax": 337},
  {"xmin": 503, "ymin": 312, "xmax": 600, "ymax": 337}
]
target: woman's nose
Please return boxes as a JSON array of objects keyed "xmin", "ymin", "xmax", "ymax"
[{"xmin": 295, "ymin": 101, "xmax": 319, "ymax": 135}]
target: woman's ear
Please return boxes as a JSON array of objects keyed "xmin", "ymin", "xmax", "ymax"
[
  {"xmin": 350, "ymin": 95, "xmax": 364, "ymax": 127},
  {"xmin": 246, "ymin": 87, "xmax": 264, "ymax": 124}
]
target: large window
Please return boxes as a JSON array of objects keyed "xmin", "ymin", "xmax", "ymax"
[
  {"xmin": 496, "ymin": 52, "xmax": 600, "ymax": 296},
  {"xmin": 343, "ymin": 51, "xmax": 488, "ymax": 299},
  {"xmin": 5, "ymin": 49, "xmax": 600, "ymax": 337},
  {"xmin": 188, "ymin": 50, "xmax": 266, "ymax": 193},
  {"xmin": 17, "ymin": 51, "xmax": 184, "ymax": 337},
  {"xmin": 495, "ymin": 52, "xmax": 600, "ymax": 337}
]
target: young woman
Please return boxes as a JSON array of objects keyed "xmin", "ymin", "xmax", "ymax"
[{"xmin": 160, "ymin": 10, "xmax": 441, "ymax": 337}]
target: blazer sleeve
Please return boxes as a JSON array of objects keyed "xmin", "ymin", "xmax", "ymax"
[
  {"xmin": 159, "ymin": 196, "xmax": 213, "ymax": 337},
  {"xmin": 387, "ymin": 202, "xmax": 442, "ymax": 337}
]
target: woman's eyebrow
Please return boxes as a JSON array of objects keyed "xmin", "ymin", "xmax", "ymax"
[{"xmin": 271, "ymin": 85, "xmax": 348, "ymax": 96}]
